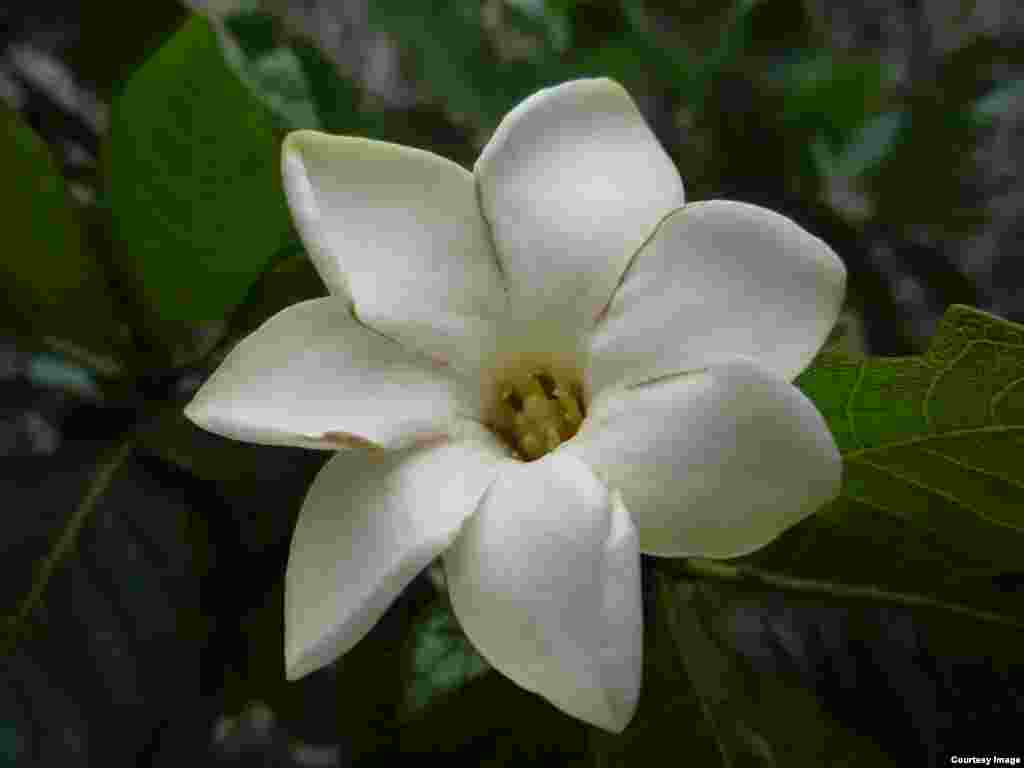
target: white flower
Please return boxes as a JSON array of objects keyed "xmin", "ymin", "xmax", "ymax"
[{"xmin": 185, "ymin": 78, "xmax": 844, "ymax": 733}]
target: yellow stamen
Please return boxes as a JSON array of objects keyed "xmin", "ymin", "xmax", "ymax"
[{"xmin": 490, "ymin": 367, "xmax": 585, "ymax": 461}]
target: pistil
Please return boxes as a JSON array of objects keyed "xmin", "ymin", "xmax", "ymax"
[{"xmin": 492, "ymin": 369, "xmax": 585, "ymax": 460}]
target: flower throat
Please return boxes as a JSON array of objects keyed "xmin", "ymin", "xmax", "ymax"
[{"xmin": 492, "ymin": 370, "xmax": 585, "ymax": 460}]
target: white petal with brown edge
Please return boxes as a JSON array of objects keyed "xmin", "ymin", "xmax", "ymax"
[
  {"xmin": 185, "ymin": 298, "xmax": 482, "ymax": 450},
  {"xmin": 286, "ymin": 435, "xmax": 503, "ymax": 680}
]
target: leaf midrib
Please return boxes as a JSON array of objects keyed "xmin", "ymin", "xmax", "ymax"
[{"xmin": 842, "ymin": 423, "xmax": 1024, "ymax": 460}]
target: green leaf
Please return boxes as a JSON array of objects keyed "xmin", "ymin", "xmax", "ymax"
[
  {"xmin": 367, "ymin": 0, "xmax": 546, "ymax": 131},
  {"xmin": 505, "ymin": 0, "xmax": 571, "ymax": 52},
  {"xmin": 228, "ymin": 242, "xmax": 324, "ymax": 336},
  {"xmin": 689, "ymin": 0, "xmax": 758, "ymax": 106},
  {"xmin": 107, "ymin": 14, "xmax": 292, "ymax": 334},
  {"xmin": 814, "ymin": 110, "xmax": 904, "ymax": 179},
  {"xmin": 654, "ymin": 573, "xmax": 899, "ymax": 767},
  {"xmin": 400, "ymin": 591, "xmax": 489, "ymax": 719},
  {"xmin": 217, "ymin": 12, "xmax": 321, "ymax": 130},
  {"xmin": 773, "ymin": 52, "xmax": 890, "ymax": 147},
  {"xmin": 973, "ymin": 78, "xmax": 1024, "ymax": 123},
  {"xmin": 5, "ymin": 436, "xmax": 137, "ymax": 649},
  {"xmin": 291, "ymin": 42, "xmax": 371, "ymax": 135},
  {"xmin": 4, "ymin": 438, "xmax": 212, "ymax": 763},
  {"xmin": 802, "ymin": 304, "xmax": 1024, "ymax": 543},
  {"xmin": 743, "ymin": 304, "xmax": 1024, "ymax": 647},
  {"xmin": 215, "ymin": 10, "xmax": 375, "ymax": 135},
  {"xmin": 619, "ymin": 0, "xmax": 757, "ymax": 109},
  {"xmin": 0, "ymin": 106, "xmax": 124, "ymax": 358}
]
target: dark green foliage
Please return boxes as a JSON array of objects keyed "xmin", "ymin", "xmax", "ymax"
[
  {"xmin": 107, "ymin": 16, "xmax": 291, "ymax": 340},
  {"xmin": 0, "ymin": 106, "xmax": 125, "ymax": 360}
]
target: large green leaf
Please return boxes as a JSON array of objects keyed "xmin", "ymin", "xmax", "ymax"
[
  {"xmin": 743, "ymin": 304, "xmax": 1024, "ymax": 640},
  {"xmin": 4, "ymin": 438, "xmax": 212, "ymax": 764},
  {"xmin": 654, "ymin": 575, "xmax": 899, "ymax": 767},
  {"xmin": 0, "ymin": 106, "xmax": 123, "ymax": 358},
  {"xmin": 107, "ymin": 15, "xmax": 292, "ymax": 334}
]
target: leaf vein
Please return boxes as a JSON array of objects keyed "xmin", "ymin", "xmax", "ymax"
[
  {"xmin": 845, "ymin": 360, "xmax": 867, "ymax": 450},
  {"xmin": 990, "ymin": 374, "xmax": 1024, "ymax": 424},
  {"xmin": 842, "ymin": 424, "xmax": 1024, "ymax": 459},
  {"xmin": 838, "ymin": 491, "xmax": 906, "ymax": 520},
  {"xmin": 677, "ymin": 559, "xmax": 1024, "ymax": 630},
  {"xmin": 922, "ymin": 339, "xmax": 983, "ymax": 429},
  {"xmin": 920, "ymin": 447, "xmax": 1024, "ymax": 494},
  {"xmin": 851, "ymin": 455, "xmax": 973, "ymax": 513}
]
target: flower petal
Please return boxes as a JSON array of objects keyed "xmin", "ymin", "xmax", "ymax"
[
  {"xmin": 185, "ymin": 298, "xmax": 481, "ymax": 449},
  {"xmin": 281, "ymin": 131, "xmax": 506, "ymax": 372},
  {"xmin": 444, "ymin": 451, "xmax": 642, "ymax": 732},
  {"xmin": 567, "ymin": 358, "xmax": 841, "ymax": 558},
  {"xmin": 475, "ymin": 78, "xmax": 685, "ymax": 329},
  {"xmin": 589, "ymin": 200, "xmax": 846, "ymax": 394},
  {"xmin": 286, "ymin": 436, "xmax": 503, "ymax": 680}
]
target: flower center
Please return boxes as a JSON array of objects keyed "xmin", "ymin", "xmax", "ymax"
[{"xmin": 491, "ymin": 369, "xmax": 585, "ymax": 460}]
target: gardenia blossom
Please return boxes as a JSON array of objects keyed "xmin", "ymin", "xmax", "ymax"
[{"xmin": 185, "ymin": 78, "xmax": 844, "ymax": 733}]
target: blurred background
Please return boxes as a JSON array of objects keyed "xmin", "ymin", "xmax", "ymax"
[{"xmin": 2, "ymin": 0, "xmax": 1022, "ymax": 765}]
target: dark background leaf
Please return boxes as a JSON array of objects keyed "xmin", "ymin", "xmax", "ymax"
[
  {"xmin": 658, "ymin": 575, "xmax": 900, "ymax": 767},
  {"xmin": 106, "ymin": 15, "xmax": 292, "ymax": 346},
  {"xmin": 0, "ymin": 105, "xmax": 124, "ymax": 360},
  {"xmin": 2, "ymin": 435, "xmax": 211, "ymax": 766}
]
